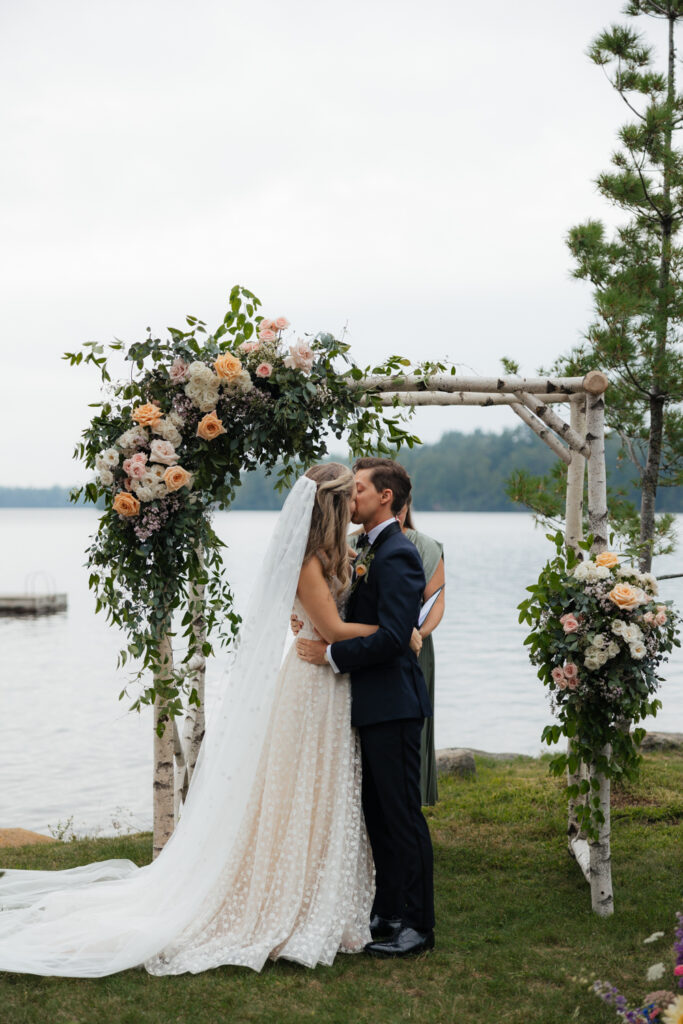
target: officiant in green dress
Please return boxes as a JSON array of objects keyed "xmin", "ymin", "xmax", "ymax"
[{"xmin": 349, "ymin": 498, "xmax": 445, "ymax": 805}]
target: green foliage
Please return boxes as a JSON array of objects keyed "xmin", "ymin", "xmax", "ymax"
[
  {"xmin": 66, "ymin": 285, "xmax": 421, "ymax": 725},
  {"xmin": 519, "ymin": 531, "xmax": 680, "ymax": 837}
]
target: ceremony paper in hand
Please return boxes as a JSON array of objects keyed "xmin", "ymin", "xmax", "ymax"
[{"xmin": 418, "ymin": 585, "xmax": 444, "ymax": 628}]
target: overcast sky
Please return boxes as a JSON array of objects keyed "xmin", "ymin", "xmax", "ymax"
[{"xmin": 1, "ymin": 0, "xmax": 657, "ymax": 485}]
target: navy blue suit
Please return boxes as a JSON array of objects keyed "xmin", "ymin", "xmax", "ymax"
[{"xmin": 330, "ymin": 521, "xmax": 435, "ymax": 933}]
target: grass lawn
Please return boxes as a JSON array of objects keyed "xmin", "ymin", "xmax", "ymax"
[{"xmin": 1, "ymin": 751, "xmax": 682, "ymax": 1024}]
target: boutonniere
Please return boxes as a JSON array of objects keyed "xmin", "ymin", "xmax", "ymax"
[{"xmin": 351, "ymin": 548, "xmax": 375, "ymax": 592}]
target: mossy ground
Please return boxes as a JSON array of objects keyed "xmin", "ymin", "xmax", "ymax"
[{"xmin": 2, "ymin": 751, "xmax": 682, "ymax": 1023}]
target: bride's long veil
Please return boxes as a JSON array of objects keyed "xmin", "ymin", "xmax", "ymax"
[{"xmin": 0, "ymin": 475, "xmax": 317, "ymax": 976}]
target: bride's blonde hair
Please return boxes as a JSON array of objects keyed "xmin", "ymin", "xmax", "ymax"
[{"xmin": 304, "ymin": 463, "xmax": 354, "ymax": 587}]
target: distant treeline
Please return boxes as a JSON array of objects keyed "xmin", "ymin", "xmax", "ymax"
[{"xmin": 3, "ymin": 428, "xmax": 682, "ymax": 512}]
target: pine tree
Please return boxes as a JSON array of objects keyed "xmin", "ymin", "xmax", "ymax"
[{"xmin": 542, "ymin": 1, "xmax": 683, "ymax": 570}]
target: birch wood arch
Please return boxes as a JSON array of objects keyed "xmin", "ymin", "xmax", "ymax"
[{"xmin": 158, "ymin": 368, "xmax": 613, "ymax": 916}]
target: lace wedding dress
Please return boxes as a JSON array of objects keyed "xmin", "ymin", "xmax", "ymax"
[{"xmin": 0, "ymin": 476, "xmax": 373, "ymax": 976}]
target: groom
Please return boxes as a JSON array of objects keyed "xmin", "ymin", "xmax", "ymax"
[{"xmin": 296, "ymin": 457, "xmax": 435, "ymax": 957}]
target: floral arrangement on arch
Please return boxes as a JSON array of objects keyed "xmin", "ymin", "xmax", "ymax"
[
  {"xmin": 519, "ymin": 532, "xmax": 680, "ymax": 836},
  {"xmin": 65, "ymin": 285, "xmax": 420, "ymax": 720}
]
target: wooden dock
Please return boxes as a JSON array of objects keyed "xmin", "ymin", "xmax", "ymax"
[{"xmin": 0, "ymin": 594, "xmax": 68, "ymax": 616}]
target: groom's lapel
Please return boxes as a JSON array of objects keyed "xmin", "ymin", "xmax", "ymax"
[{"xmin": 369, "ymin": 519, "xmax": 401, "ymax": 555}]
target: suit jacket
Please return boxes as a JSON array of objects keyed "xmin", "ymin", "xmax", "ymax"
[{"xmin": 330, "ymin": 520, "xmax": 432, "ymax": 728}]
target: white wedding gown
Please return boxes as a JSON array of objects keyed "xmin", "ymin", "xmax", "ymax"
[{"xmin": 0, "ymin": 476, "xmax": 373, "ymax": 976}]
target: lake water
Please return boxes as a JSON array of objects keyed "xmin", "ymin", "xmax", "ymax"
[{"xmin": 1, "ymin": 509, "xmax": 681, "ymax": 836}]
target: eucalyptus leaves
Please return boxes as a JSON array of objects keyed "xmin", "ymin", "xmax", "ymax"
[
  {"xmin": 65, "ymin": 285, "xmax": 419, "ymax": 723},
  {"xmin": 519, "ymin": 532, "xmax": 680, "ymax": 837}
]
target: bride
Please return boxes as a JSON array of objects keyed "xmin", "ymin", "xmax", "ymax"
[{"xmin": 0, "ymin": 463, "xmax": 414, "ymax": 976}]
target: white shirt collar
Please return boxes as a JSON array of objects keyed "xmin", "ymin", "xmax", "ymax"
[{"xmin": 367, "ymin": 517, "xmax": 397, "ymax": 545}]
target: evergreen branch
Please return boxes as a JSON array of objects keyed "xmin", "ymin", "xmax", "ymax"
[
  {"xmin": 628, "ymin": 146, "xmax": 665, "ymax": 220},
  {"xmin": 621, "ymin": 431, "xmax": 646, "ymax": 475}
]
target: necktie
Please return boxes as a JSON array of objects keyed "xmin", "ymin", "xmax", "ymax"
[{"xmin": 356, "ymin": 533, "xmax": 370, "ymax": 550}]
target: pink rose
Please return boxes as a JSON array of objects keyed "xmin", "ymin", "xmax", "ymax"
[
  {"xmin": 655, "ymin": 610, "xmax": 667, "ymax": 626},
  {"xmin": 273, "ymin": 316, "xmax": 290, "ymax": 330},
  {"xmin": 169, "ymin": 358, "xmax": 190, "ymax": 384},
  {"xmin": 560, "ymin": 614, "xmax": 579, "ymax": 633},
  {"xmin": 551, "ymin": 667, "xmax": 566, "ymax": 686},
  {"xmin": 674, "ymin": 965, "xmax": 683, "ymax": 977},
  {"xmin": 259, "ymin": 318, "xmax": 276, "ymax": 332},
  {"xmin": 258, "ymin": 328, "xmax": 277, "ymax": 342},
  {"xmin": 123, "ymin": 453, "xmax": 148, "ymax": 480},
  {"xmin": 284, "ymin": 337, "xmax": 314, "ymax": 374},
  {"xmin": 256, "ymin": 362, "xmax": 273, "ymax": 378},
  {"xmin": 123, "ymin": 476, "xmax": 133, "ymax": 491},
  {"xmin": 642, "ymin": 611, "xmax": 655, "ymax": 625},
  {"xmin": 565, "ymin": 677, "xmax": 579, "ymax": 691},
  {"xmin": 238, "ymin": 340, "xmax": 260, "ymax": 354},
  {"xmin": 149, "ymin": 439, "xmax": 179, "ymax": 466},
  {"xmin": 563, "ymin": 662, "xmax": 579, "ymax": 680}
]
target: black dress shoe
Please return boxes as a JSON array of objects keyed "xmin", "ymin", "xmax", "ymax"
[
  {"xmin": 369, "ymin": 914, "xmax": 402, "ymax": 940},
  {"xmin": 365, "ymin": 926, "xmax": 435, "ymax": 958}
]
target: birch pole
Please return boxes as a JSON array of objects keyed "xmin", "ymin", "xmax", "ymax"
[
  {"xmin": 177, "ymin": 555, "xmax": 207, "ymax": 812},
  {"xmin": 585, "ymin": 381, "xmax": 614, "ymax": 916},
  {"xmin": 565, "ymin": 398, "xmax": 588, "ymax": 854},
  {"xmin": 153, "ymin": 627, "xmax": 175, "ymax": 858}
]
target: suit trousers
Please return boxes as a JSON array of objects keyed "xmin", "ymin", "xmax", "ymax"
[{"xmin": 358, "ymin": 718, "xmax": 435, "ymax": 933}]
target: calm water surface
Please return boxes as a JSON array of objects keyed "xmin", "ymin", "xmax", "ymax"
[{"xmin": 1, "ymin": 509, "xmax": 681, "ymax": 835}]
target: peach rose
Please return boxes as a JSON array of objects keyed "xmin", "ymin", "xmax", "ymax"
[
  {"xmin": 132, "ymin": 403, "xmax": 163, "ymax": 428},
  {"xmin": 214, "ymin": 353, "xmax": 242, "ymax": 381},
  {"xmin": 595, "ymin": 551, "xmax": 619, "ymax": 568},
  {"xmin": 197, "ymin": 411, "xmax": 227, "ymax": 441},
  {"xmin": 164, "ymin": 465, "xmax": 192, "ymax": 492},
  {"xmin": 608, "ymin": 582, "xmax": 643, "ymax": 610},
  {"xmin": 560, "ymin": 613, "xmax": 579, "ymax": 633},
  {"xmin": 258, "ymin": 328, "xmax": 277, "ymax": 342},
  {"xmin": 256, "ymin": 362, "xmax": 273, "ymax": 378},
  {"xmin": 273, "ymin": 316, "xmax": 290, "ymax": 330},
  {"xmin": 355, "ymin": 564, "xmax": 367, "ymax": 578},
  {"xmin": 113, "ymin": 492, "xmax": 141, "ymax": 517}
]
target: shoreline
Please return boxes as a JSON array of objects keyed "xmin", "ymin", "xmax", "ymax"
[{"xmin": 4, "ymin": 733, "xmax": 681, "ymax": 848}]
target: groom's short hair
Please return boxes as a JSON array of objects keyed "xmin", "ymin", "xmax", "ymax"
[{"xmin": 352, "ymin": 457, "xmax": 412, "ymax": 515}]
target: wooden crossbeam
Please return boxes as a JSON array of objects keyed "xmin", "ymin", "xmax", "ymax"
[
  {"xmin": 517, "ymin": 392, "xmax": 591, "ymax": 458},
  {"xmin": 509, "ymin": 403, "xmax": 572, "ymax": 464},
  {"xmin": 353, "ymin": 373, "xmax": 591, "ymax": 395},
  {"xmin": 360, "ymin": 391, "xmax": 573, "ymax": 407}
]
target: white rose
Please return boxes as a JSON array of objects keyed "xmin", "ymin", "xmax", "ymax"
[
  {"xmin": 167, "ymin": 410, "xmax": 185, "ymax": 429},
  {"xmin": 132, "ymin": 483, "xmax": 156, "ymax": 502},
  {"xmin": 572, "ymin": 562, "xmax": 591, "ymax": 581},
  {"xmin": 611, "ymin": 620, "xmax": 627, "ymax": 637},
  {"xmin": 98, "ymin": 468, "xmax": 114, "ymax": 486},
  {"xmin": 145, "ymin": 464, "xmax": 167, "ymax": 483},
  {"xmin": 629, "ymin": 642, "xmax": 646, "ymax": 660},
  {"xmin": 153, "ymin": 419, "xmax": 182, "ymax": 447},
  {"xmin": 592, "ymin": 633, "xmax": 608, "ymax": 650},
  {"xmin": 640, "ymin": 573, "xmax": 658, "ymax": 596},
  {"xmin": 607, "ymin": 641, "xmax": 620, "ymax": 658},
  {"xmin": 96, "ymin": 447, "xmax": 120, "ymax": 470},
  {"xmin": 595, "ymin": 565, "xmax": 611, "ymax": 579},
  {"xmin": 116, "ymin": 427, "xmax": 148, "ymax": 454},
  {"xmin": 149, "ymin": 439, "xmax": 179, "ymax": 466},
  {"xmin": 623, "ymin": 623, "xmax": 643, "ymax": 644}
]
